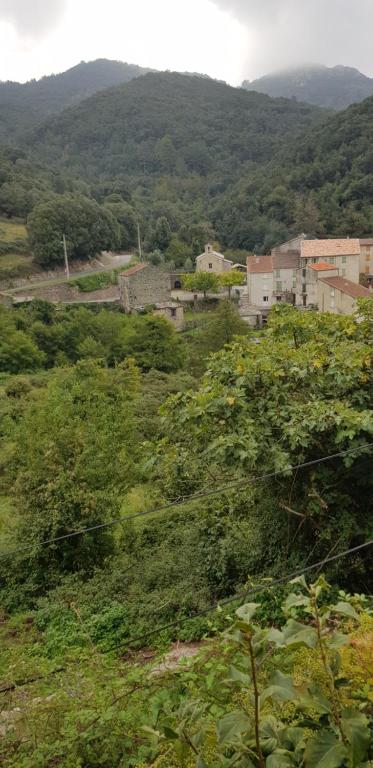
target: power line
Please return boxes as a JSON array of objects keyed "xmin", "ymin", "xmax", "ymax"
[
  {"xmin": 1, "ymin": 443, "xmax": 371, "ymax": 562},
  {"xmin": 1, "ymin": 538, "xmax": 371, "ymax": 693},
  {"xmin": 106, "ymin": 538, "xmax": 373, "ymax": 654}
]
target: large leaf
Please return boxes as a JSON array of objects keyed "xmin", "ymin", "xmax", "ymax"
[
  {"xmin": 266, "ymin": 751, "xmax": 293, "ymax": 767},
  {"xmin": 236, "ymin": 603, "xmax": 260, "ymax": 624},
  {"xmin": 332, "ymin": 601, "xmax": 359, "ymax": 620},
  {"xmin": 304, "ymin": 731, "xmax": 347, "ymax": 768},
  {"xmin": 341, "ymin": 708, "xmax": 370, "ymax": 766},
  {"xmin": 217, "ymin": 710, "xmax": 251, "ymax": 745},
  {"xmin": 282, "ymin": 619, "xmax": 318, "ymax": 648},
  {"xmin": 260, "ymin": 671, "xmax": 296, "ymax": 706}
]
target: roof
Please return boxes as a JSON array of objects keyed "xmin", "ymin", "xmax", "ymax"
[
  {"xmin": 272, "ymin": 233, "xmax": 306, "ymax": 250},
  {"xmin": 196, "ymin": 250, "xmax": 225, "ymax": 261},
  {"xmin": 309, "ymin": 262, "xmax": 338, "ymax": 271},
  {"xmin": 120, "ymin": 263, "xmax": 148, "ymax": 277},
  {"xmin": 272, "ymin": 251, "xmax": 300, "ymax": 270},
  {"xmin": 360, "ymin": 239, "xmax": 373, "ymax": 246},
  {"xmin": 319, "ymin": 276, "xmax": 371, "ymax": 299},
  {"xmin": 247, "ymin": 255, "xmax": 273, "ymax": 274},
  {"xmin": 301, "ymin": 239, "xmax": 360, "ymax": 258}
]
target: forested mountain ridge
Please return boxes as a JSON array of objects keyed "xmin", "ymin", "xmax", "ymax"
[
  {"xmin": 213, "ymin": 93, "xmax": 373, "ymax": 249},
  {"xmin": 0, "ymin": 59, "xmax": 153, "ymax": 143},
  {"xmin": 242, "ymin": 64, "xmax": 373, "ymax": 110},
  {"xmin": 28, "ymin": 72, "xmax": 324, "ymax": 178}
]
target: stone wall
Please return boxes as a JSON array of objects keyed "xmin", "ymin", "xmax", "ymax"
[{"xmin": 119, "ymin": 266, "xmax": 171, "ymax": 312}]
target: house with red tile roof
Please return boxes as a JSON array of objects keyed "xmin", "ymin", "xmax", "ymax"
[
  {"xmin": 318, "ymin": 275, "xmax": 371, "ymax": 315},
  {"xmin": 301, "ymin": 238, "xmax": 360, "ymax": 285}
]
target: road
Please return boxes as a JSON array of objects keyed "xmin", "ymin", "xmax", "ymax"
[{"xmin": 7, "ymin": 254, "xmax": 133, "ymax": 294}]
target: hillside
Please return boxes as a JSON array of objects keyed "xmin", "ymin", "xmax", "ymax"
[
  {"xmin": 0, "ymin": 59, "xmax": 152, "ymax": 142},
  {"xmin": 242, "ymin": 64, "xmax": 373, "ymax": 110},
  {"xmin": 213, "ymin": 94, "xmax": 373, "ymax": 250},
  {"xmin": 28, "ymin": 71, "xmax": 323, "ymax": 181}
]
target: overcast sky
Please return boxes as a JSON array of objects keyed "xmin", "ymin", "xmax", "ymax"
[{"xmin": 0, "ymin": 0, "xmax": 372, "ymax": 85}]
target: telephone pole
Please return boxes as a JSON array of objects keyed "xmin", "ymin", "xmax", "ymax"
[
  {"xmin": 137, "ymin": 222, "xmax": 142, "ymax": 261},
  {"xmin": 62, "ymin": 234, "xmax": 70, "ymax": 278}
]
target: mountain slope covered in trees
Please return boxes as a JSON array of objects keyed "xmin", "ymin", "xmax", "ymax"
[
  {"xmin": 0, "ymin": 59, "xmax": 152, "ymax": 143},
  {"xmin": 213, "ymin": 94, "xmax": 373, "ymax": 249},
  {"xmin": 242, "ymin": 64, "xmax": 373, "ymax": 110}
]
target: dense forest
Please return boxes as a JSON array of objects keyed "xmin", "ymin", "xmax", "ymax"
[
  {"xmin": 0, "ymin": 59, "xmax": 152, "ymax": 143},
  {"xmin": 0, "ymin": 298, "xmax": 372, "ymax": 764}
]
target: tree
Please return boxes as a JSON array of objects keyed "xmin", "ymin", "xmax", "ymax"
[
  {"xmin": 27, "ymin": 195, "xmax": 120, "ymax": 266},
  {"xmin": 125, "ymin": 315, "xmax": 184, "ymax": 373},
  {"xmin": 104, "ymin": 200, "xmax": 137, "ymax": 249},
  {"xmin": 9, "ymin": 360, "xmax": 140, "ymax": 588},
  {"xmin": 202, "ymin": 300, "xmax": 249, "ymax": 352},
  {"xmin": 157, "ymin": 307, "xmax": 373, "ymax": 585},
  {"xmin": 218, "ymin": 270, "xmax": 245, "ymax": 298},
  {"xmin": 152, "ymin": 216, "xmax": 172, "ymax": 252},
  {"xmin": 165, "ymin": 237, "xmax": 193, "ymax": 267},
  {"xmin": 182, "ymin": 271, "xmax": 219, "ymax": 298}
]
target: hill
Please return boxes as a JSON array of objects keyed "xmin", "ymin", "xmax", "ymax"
[
  {"xmin": 242, "ymin": 64, "xmax": 373, "ymax": 110},
  {"xmin": 0, "ymin": 59, "xmax": 152, "ymax": 142},
  {"xmin": 28, "ymin": 71, "xmax": 323, "ymax": 181},
  {"xmin": 213, "ymin": 94, "xmax": 373, "ymax": 250}
]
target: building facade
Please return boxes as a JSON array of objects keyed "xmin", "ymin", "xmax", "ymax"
[
  {"xmin": 119, "ymin": 264, "xmax": 171, "ymax": 313},
  {"xmin": 359, "ymin": 239, "xmax": 373, "ymax": 279},
  {"xmin": 196, "ymin": 243, "xmax": 233, "ymax": 273},
  {"xmin": 318, "ymin": 276, "xmax": 371, "ymax": 315},
  {"xmin": 300, "ymin": 239, "xmax": 360, "ymax": 284}
]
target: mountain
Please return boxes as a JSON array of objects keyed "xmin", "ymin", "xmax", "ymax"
[
  {"xmin": 242, "ymin": 64, "xmax": 373, "ymax": 110},
  {"xmin": 0, "ymin": 59, "xmax": 153, "ymax": 142},
  {"xmin": 28, "ymin": 71, "xmax": 323, "ymax": 180},
  {"xmin": 212, "ymin": 94, "xmax": 373, "ymax": 250}
]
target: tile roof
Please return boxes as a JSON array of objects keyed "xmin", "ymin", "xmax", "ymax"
[
  {"xmin": 120, "ymin": 263, "xmax": 148, "ymax": 277},
  {"xmin": 319, "ymin": 276, "xmax": 371, "ymax": 298},
  {"xmin": 247, "ymin": 255, "xmax": 273, "ymax": 274},
  {"xmin": 360, "ymin": 239, "xmax": 373, "ymax": 246},
  {"xmin": 309, "ymin": 262, "xmax": 339, "ymax": 271},
  {"xmin": 301, "ymin": 239, "xmax": 360, "ymax": 258},
  {"xmin": 272, "ymin": 251, "xmax": 300, "ymax": 270}
]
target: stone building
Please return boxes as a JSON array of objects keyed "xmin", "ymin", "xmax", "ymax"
[
  {"xmin": 317, "ymin": 275, "xmax": 371, "ymax": 315},
  {"xmin": 359, "ymin": 239, "xmax": 373, "ymax": 282},
  {"xmin": 300, "ymin": 239, "xmax": 360, "ymax": 284},
  {"xmin": 119, "ymin": 263, "xmax": 171, "ymax": 313},
  {"xmin": 196, "ymin": 243, "xmax": 232, "ymax": 273},
  {"xmin": 153, "ymin": 302, "xmax": 184, "ymax": 330},
  {"xmin": 295, "ymin": 262, "xmax": 339, "ymax": 308}
]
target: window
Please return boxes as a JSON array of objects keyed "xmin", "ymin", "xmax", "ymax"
[
  {"xmin": 302, "ymin": 268, "xmax": 306, "ymax": 278},
  {"xmin": 293, "ymin": 270, "xmax": 297, "ymax": 278},
  {"xmin": 330, "ymin": 290, "xmax": 335, "ymax": 297},
  {"xmin": 366, "ymin": 253, "xmax": 370, "ymax": 261},
  {"xmin": 276, "ymin": 281, "xmax": 282, "ymax": 292},
  {"xmin": 302, "ymin": 283, "xmax": 307, "ymax": 294},
  {"xmin": 312, "ymin": 258, "xmax": 318, "ymax": 264},
  {"xmin": 342, "ymin": 269, "xmax": 346, "ymax": 277},
  {"xmin": 276, "ymin": 269, "xmax": 281, "ymax": 278},
  {"xmin": 342, "ymin": 255, "xmax": 347, "ymax": 263},
  {"xmin": 276, "ymin": 296, "xmax": 282, "ymax": 302},
  {"xmin": 209, "ymin": 263, "xmax": 212, "ymax": 269},
  {"xmin": 263, "ymin": 296, "xmax": 269, "ymax": 302},
  {"xmin": 170, "ymin": 307, "xmax": 177, "ymax": 318},
  {"xmin": 329, "ymin": 257, "xmax": 336, "ymax": 264}
]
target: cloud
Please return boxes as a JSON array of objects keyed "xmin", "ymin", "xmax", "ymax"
[
  {"xmin": 0, "ymin": 0, "xmax": 66, "ymax": 37},
  {"xmin": 212, "ymin": 0, "xmax": 373, "ymax": 78}
]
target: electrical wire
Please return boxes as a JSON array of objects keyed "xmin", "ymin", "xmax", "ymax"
[{"xmin": 1, "ymin": 443, "xmax": 371, "ymax": 561}]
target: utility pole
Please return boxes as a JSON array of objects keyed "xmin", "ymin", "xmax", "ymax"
[
  {"xmin": 137, "ymin": 222, "xmax": 142, "ymax": 261},
  {"xmin": 62, "ymin": 233, "xmax": 70, "ymax": 278}
]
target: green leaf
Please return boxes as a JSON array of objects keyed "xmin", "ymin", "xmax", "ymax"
[
  {"xmin": 332, "ymin": 602, "xmax": 359, "ymax": 620},
  {"xmin": 266, "ymin": 751, "xmax": 293, "ymax": 767},
  {"xmin": 304, "ymin": 731, "xmax": 347, "ymax": 768},
  {"xmin": 289, "ymin": 575, "xmax": 309, "ymax": 591},
  {"xmin": 216, "ymin": 710, "xmax": 251, "ymax": 745},
  {"xmin": 341, "ymin": 708, "xmax": 370, "ymax": 766},
  {"xmin": 298, "ymin": 689, "xmax": 332, "ymax": 715},
  {"xmin": 163, "ymin": 725, "xmax": 179, "ymax": 740},
  {"xmin": 283, "ymin": 593, "xmax": 311, "ymax": 612},
  {"xmin": 236, "ymin": 603, "xmax": 260, "ymax": 624},
  {"xmin": 282, "ymin": 619, "xmax": 318, "ymax": 648},
  {"xmin": 196, "ymin": 758, "xmax": 207, "ymax": 768},
  {"xmin": 260, "ymin": 671, "xmax": 296, "ymax": 706}
]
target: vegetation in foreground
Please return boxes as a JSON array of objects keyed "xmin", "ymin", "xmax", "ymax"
[{"xmin": 0, "ymin": 298, "xmax": 372, "ymax": 765}]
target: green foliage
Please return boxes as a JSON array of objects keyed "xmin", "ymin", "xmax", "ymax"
[
  {"xmin": 27, "ymin": 194, "xmax": 120, "ymax": 266},
  {"xmin": 182, "ymin": 271, "xmax": 219, "ymax": 297},
  {"xmin": 218, "ymin": 269, "xmax": 246, "ymax": 297},
  {"xmin": 156, "ymin": 578, "xmax": 372, "ymax": 767},
  {"xmin": 3, "ymin": 359, "xmax": 140, "ymax": 592},
  {"xmin": 69, "ymin": 269, "xmax": 118, "ymax": 292}
]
